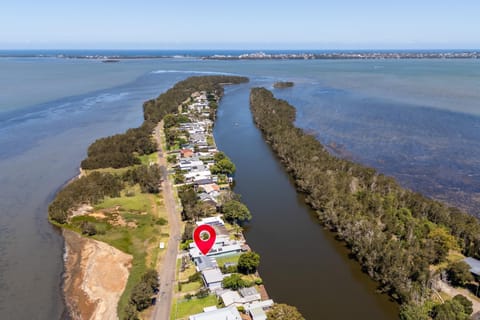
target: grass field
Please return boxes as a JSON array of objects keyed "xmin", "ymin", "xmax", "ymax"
[
  {"xmin": 67, "ymin": 179, "xmax": 169, "ymax": 319},
  {"xmin": 139, "ymin": 152, "xmax": 159, "ymax": 165},
  {"xmin": 179, "ymin": 281, "xmax": 202, "ymax": 293},
  {"xmin": 172, "ymin": 295, "xmax": 218, "ymax": 320},
  {"xmin": 215, "ymin": 253, "xmax": 241, "ymax": 267}
]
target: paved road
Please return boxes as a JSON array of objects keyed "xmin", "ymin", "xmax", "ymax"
[{"xmin": 152, "ymin": 122, "xmax": 182, "ymax": 320}]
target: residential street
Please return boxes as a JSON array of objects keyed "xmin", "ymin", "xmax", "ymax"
[{"xmin": 152, "ymin": 121, "xmax": 182, "ymax": 320}]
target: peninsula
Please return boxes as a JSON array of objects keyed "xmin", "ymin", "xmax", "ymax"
[{"xmin": 49, "ymin": 76, "xmax": 302, "ymax": 320}]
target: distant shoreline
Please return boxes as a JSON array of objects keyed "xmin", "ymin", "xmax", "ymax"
[{"xmin": 1, "ymin": 50, "xmax": 480, "ymax": 60}]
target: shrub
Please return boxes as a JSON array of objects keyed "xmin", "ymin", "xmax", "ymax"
[{"xmin": 81, "ymin": 221, "xmax": 97, "ymax": 236}]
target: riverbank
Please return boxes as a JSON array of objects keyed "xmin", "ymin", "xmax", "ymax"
[
  {"xmin": 163, "ymin": 89, "xmax": 290, "ymax": 319},
  {"xmin": 249, "ymin": 87, "xmax": 480, "ymax": 318},
  {"xmin": 63, "ymin": 229, "xmax": 132, "ymax": 320}
]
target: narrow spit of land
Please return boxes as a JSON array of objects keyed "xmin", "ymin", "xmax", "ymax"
[
  {"xmin": 249, "ymin": 87, "xmax": 480, "ymax": 319},
  {"xmin": 48, "ymin": 76, "xmax": 251, "ymax": 320}
]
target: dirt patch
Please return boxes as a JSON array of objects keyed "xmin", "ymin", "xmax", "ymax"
[
  {"xmin": 87, "ymin": 208, "xmax": 137, "ymax": 228},
  {"xmin": 70, "ymin": 204, "xmax": 93, "ymax": 219},
  {"xmin": 89, "ymin": 212, "xmax": 106, "ymax": 219},
  {"xmin": 63, "ymin": 229, "xmax": 132, "ymax": 320}
]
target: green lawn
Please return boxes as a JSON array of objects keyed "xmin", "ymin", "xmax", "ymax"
[
  {"xmin": 94, "ymin": 189, "xmax": 152, "ymax": 214},
  {"xmin": 173, "ymin": 295, "xmax": 218, "ymax": 319},
  {"xmin": 180, "ymin": 281, "xmax": 202, "ymax": 293},
  {"xmin": 215, "ymin": 253, "xmax": 241, "ymax": 267},
  {"xmin": 139, "ymin": 152, "xmax": 158, "ymax": 165}
]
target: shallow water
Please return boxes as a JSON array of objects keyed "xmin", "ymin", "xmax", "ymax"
[{"xmin": 1, "ymin": 56, "xmax": 480, "ymax": 318}]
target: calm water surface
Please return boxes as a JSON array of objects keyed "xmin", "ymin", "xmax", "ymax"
[
  {"xmin": 1, "ymin": 56, "xmax": 480, "ymax": 319},
  {"xmin": 214, "ymin": 83, "xmax": 398, "ymax": 319}
]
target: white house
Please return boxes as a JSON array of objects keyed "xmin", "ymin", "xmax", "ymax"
[
  {"xmin": 189, "ymin": 238, "xmax": 243, "ymax": 259},
  {"xmin": 189, "ymin": 305, "xmax": 242, "ymax": 320},
  {"xmin": 195, "ymin": 216, "xmax": 225, "ymax": 226},
  {"xmin": 219, "ymin": 287, "xmax": 261, "ymax": 307},
  {"xmin": 220, "ymin": 290, "xmax": 242, "ymax": 307}
]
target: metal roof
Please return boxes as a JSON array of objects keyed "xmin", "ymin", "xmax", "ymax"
[{"xmin": 464, "ymin": 257, "xmax": 480, "ymax": 276}]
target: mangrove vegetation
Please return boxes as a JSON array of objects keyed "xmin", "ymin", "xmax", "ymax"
[{"xmin": 249, "ymin": 87, "xmax": 480, "ymax": 316}]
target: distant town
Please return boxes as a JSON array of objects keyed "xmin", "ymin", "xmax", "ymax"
[
  {"xmin": 2, "ymin": 50, "xmax": 480, "ymax": 61},
  {"xmin": 204, "ymin": 51, "xmax": 480, "ymax": 60}
]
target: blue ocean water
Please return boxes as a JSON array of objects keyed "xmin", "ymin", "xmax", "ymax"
[{"xmin": 1, "ymin": 52, "xmax": 480, "ymax": 319}]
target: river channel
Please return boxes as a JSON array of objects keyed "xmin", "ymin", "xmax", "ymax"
[{"xmin": 214, "ymin": 83, "xmax": 399, "ymax": 319}]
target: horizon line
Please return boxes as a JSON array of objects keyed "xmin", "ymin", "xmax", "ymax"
[{"xmin": 1, "ymin": 48, "xmax": 480, "ymax": 51}]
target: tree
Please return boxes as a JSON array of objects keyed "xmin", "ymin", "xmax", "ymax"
[
  {"xmin": 216, "ymin": 190, "xmax": 241, "ymax": 206},
  {"xmin": 125, "ymin": 165, "xmax": 162, "ymax": 194},
  {"xmin": 237, "ymin": 251, "xmax": 260, "ymax": 274},
  {"xmin": 399, "ymin": 303, "xmax": 430, "ymax": 320},
  {"xmin": 222, "ymin": 274, "xmax": 247, "ymax": 290},
  {"xmin": 267, "ymin": 303, "xmax": 304, "ymax": 320},
  {"xmin": 431, "ymin": 299, "xmax": 469, "ymax": 320},
  {"xmin": 211, "ymin": 158, "xmax": 236, "ymax": 175},
  {"xmin": 174, "ymin": 172, "xmax": 185, "ymax": 184},
  {"xmin": 447, "ymin": 261, "xmax": 474, "ymax": 287},
  {"xmin": 182, "ymin": 222, "xmax": 196, "ymax": 242},
  {"xmin": 427, "ymin": 227, "xmax": 459, "ymax": 264},
  {"xmin": 142, "ymin": 269, "xmax": 159, "ymax": 293},
  {"xmin": 163, "ymin": 113, "xmax": 177, "ymax": 129},
  {"xmin": 123, "ymin": 303, "xmax": 139, "ymax": 320},
  {"xmin": 129, "ymin": 269, "xmax": 159, "ymax": 312},
  {"xmin": 222, "ymin": 200, "xmax": 252, "ymax": 224},
  {"xmin": 452, "ymin": 295, "xmax": 473, "ymax": 315},
  {"xmin": 130, "ymin": 282, "xmax": 153, "ymax": 311},
  {"xmin": 214, "ymin": 151, "xmax": 227, "ymax": 162}
]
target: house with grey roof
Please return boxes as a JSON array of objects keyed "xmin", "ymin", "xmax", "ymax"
[
  {"xmin": 194, "ymin": 255, "xmax": 218, "ymax": 272},
  {"xmin": 201, "ymin": 268, "xmax": 227, "ymax": 291}
]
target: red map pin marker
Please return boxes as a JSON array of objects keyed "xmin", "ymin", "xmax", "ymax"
[{"xmin": 193, "ymin": 224, "xmax": 216, "ymax": 255}]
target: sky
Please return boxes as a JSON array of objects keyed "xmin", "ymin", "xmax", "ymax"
[{"xmin": 1, "ymin": 0, "xmax": 479, "ymax": 49}]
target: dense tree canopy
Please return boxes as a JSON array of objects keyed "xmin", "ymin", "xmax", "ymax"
[
  {"xmin": 431, "ymin": 298, "xmax": 471, "ymax": 320},
  {"xmin": 211, "ymin": 158, "xmax": 236, "ymax": 175},
  {"xmin": 267, "ymin": 303, "xmax": 304, "ymax": 320},
  {"xmin": 222, "ymin": 273, "xmax": 247, "ymax": 290},
  {"xmin": 222, "ymin": 200, "xmax": 252, "ymax": 224},
  {"xmin": 128, "ymin": 269, "xmax": 159, "ymax": 312},
  {"xmin": 48, "ymin": 172, "xmax": 123, "ymax": 224},
  {"xmin": 124, "ymin": 164, "xmax": 162, "ymax": 194},
  {"xmin": 237, "ymin": 251, "xmax": 260, "ymax": 274},
  {"xmin": 249, "ymin": 87, "xmax": 480, "ymax": 305},
  {"xmin": 447, "ymin": 261, "xmax": 474, "ymax": 287},
  {"xmin": 452, "ymin": 294, "xmax": 473, "ymax": 315}
]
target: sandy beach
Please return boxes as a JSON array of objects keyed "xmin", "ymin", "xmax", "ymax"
[{"xmin": 63, "ymin": 229, "xmax": 132, "ymax": 320}]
